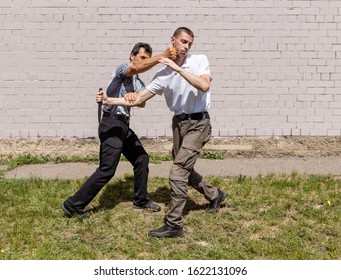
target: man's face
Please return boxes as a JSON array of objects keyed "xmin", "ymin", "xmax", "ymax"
[
  {"xmin": 131, "ymin": 47, "xmax": 151, "ymax": 65},
  {"xmin": 171, "ymin": 31, "xmax": 194, "ymax": 59}
]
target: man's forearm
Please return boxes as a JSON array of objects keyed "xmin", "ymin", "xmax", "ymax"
[
  {"xmin": 134, "ymin": 54, "xmax": 164, "ymax": 73},
  {"xmin": 105, "ymin": 97, "xmax": 134, "ymax": 107},
  {"xmin": 177, "ymin": 69, "xmax": 211, "ymax": 92},
  {"xmin": 104, "ymin": 89, "xmax": 155, "ymax": 107},
  {"xmin": 129, "ymin": 47, "xmax": 176, "ymax": 75},
  {"xmin": 158, "ymin": 58, "xmax": 211, "ymax": 92}
]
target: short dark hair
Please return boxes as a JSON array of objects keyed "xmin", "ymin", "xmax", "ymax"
[
  {"xmin": 130, "ymin": 42, "xmax": 152, "ymax": 58},
  {"xmin": 173, "ymin": 27, "xmax": 194, "ymax": 39}
]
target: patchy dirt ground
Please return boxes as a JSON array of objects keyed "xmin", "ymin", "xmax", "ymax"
[{"xmin": 0, "ymin": 136, "xmax": 340, "ymax": 159}]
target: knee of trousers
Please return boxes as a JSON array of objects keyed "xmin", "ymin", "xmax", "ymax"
[
  {"xmin": 97, "ymin": 167, "xmax": 117, "ymax": 179},
  {"xmin": 134, "ymin": 153, "xmax": 149, "ymax": 166},
  {"xmin": 169, "ymin": 165, "xmax": 189, "ymax": 197},
  {"xmin": 169, "ymin": 164, "xmax": 189, "ymax": 183}
]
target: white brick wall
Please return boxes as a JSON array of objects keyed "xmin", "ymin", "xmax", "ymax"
[{"xmin": 1, "ymin": 0, "xmax": 341, "ymax": 137}]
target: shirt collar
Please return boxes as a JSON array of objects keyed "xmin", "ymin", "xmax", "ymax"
[{"xmin": 180, "ymin": 53, "xmax": 191, "ymax": 68}]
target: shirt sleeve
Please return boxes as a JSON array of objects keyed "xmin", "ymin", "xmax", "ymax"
[
  {"xmin": 115, "ymin": 63, "xmax": 129, "ymax": 79},
  {"xmin": 146, "ymin": 72, "xmax": 164, "ymax": 96},
  {"xmin": 198, "ymin": 55, "xmax": 212, "ymax": 80}
]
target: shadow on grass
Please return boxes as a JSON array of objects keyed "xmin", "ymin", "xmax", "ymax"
[{"xmin": 97, "ymin": 174, "xmax": 207, "ymax": 215}]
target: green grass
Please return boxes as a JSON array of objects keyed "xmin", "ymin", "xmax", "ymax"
[
  {"xmin": 0, "ymin": 153, "xmax": 173, "ymax": 175},
  {"xmin": 202, "ymin": 150, "xmax": 225, "ymax": 159},
  {"xmin": 0, "ymin": 153, "xmax": 99, "ymax": 171},
  {"xmin": 0, "ymin": 172, "xmax": 340, "ymax": 260}
]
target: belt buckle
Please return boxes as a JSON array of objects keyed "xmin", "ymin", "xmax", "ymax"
[{"xmin": 178, "ymin": 113, "xmax": 186, "ymax": 120}]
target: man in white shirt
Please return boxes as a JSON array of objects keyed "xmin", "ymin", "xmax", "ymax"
[{"xmin": 98, "ymin": 27, "xmax": 226, "ymax": 238}]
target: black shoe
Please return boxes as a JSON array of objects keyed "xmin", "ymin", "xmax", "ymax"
[
  {"xmin": 148, "ymin": 224, "xmax": 184, "ymax": 238},
  {"xmin": 133, "ymin": 201, "xmax": 161, "ymax": 212},
  {"xmin": 206, "ymin": 190, "xmax": 226, "ymax": 214},
  {"xmin": 61, "ymin": 202, "xmax": 90, "ymax": 219}
]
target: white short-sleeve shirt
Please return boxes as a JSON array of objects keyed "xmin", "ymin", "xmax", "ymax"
[{"xmin": 146, "ymin": 54, "xmax": 212, "ymax": 115}]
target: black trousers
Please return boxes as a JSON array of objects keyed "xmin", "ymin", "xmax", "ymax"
[{"xmin": 65, "ymin": 115, "xmax": 150, "ymax": 210}]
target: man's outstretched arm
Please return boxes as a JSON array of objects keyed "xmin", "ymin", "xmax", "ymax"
[
  {"xmin": 96, "ymin": 88, "xmax": 155, "ymax": 107},
  {"xmin": 126, "ymin": 46, "xmax": 176, "ymax": 77}
]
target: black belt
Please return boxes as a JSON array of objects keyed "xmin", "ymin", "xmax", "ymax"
[
  {"xmin": 102, "ymin": 112, "xmax": 130, "ymax": 125},
  {"xmin": 175, "ymin": 111, "xmax": 209, "ymax": 121}
]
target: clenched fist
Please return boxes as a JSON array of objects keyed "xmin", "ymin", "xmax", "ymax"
[{"xmin": 162, "ymin": 46, "xmax": 177, "ymax": 60}]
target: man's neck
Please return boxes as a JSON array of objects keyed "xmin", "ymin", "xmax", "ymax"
[{"xmin": 174, "ymin": 55, "xmax": 187, "ymax": 67}]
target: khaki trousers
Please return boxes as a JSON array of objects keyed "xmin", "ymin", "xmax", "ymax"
[{"xmin": 165, "ymin": 115, "xmax": 219, "ymax": 228}]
